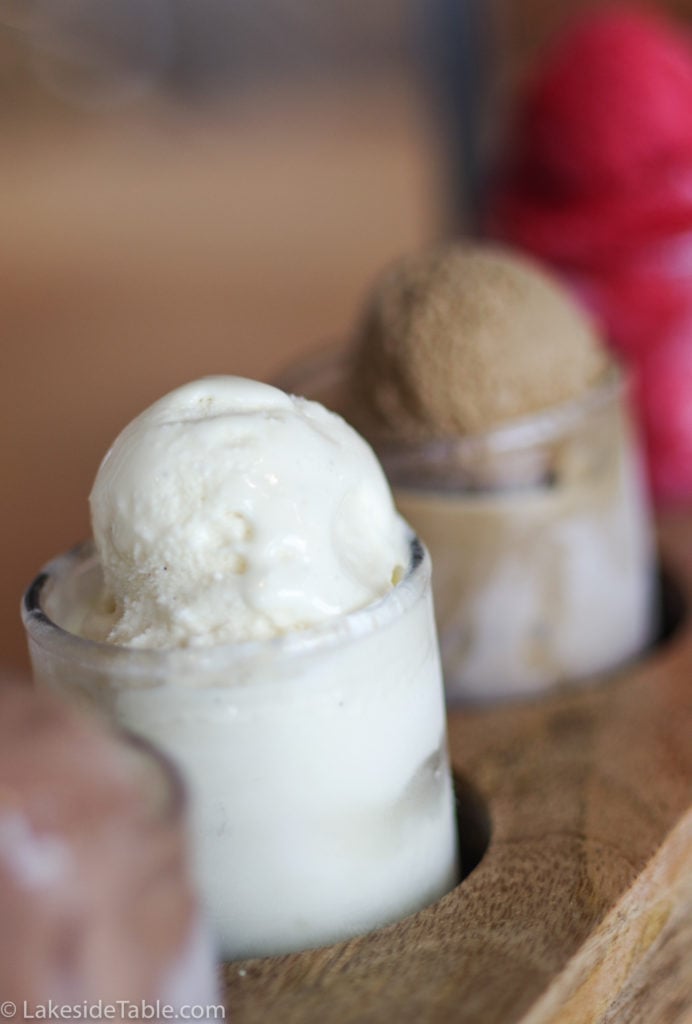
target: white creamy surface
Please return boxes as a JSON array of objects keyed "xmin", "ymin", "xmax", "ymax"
[
  {"xmin": 35, "ymin": 377, "xmax": 459, "ymax": 958},
  {"xmin": 31, "ymin": 538, "xmax": 459, "ymax": 959},
  {"xmin": 108, "ymin": 550, "xmax": 458, "ymax": 957},
  {"xmin": 87, "ymin": 377, "xmax": 409, "ymax": 648}
]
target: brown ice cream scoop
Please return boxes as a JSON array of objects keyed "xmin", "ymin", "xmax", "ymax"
[
  {"xmin": 348, "ymin": 243, "xmax": 609, "ymax": 442},
  {"xmin": 0, "ymin": 683, "xmax": 196, "ymax": 1009}
]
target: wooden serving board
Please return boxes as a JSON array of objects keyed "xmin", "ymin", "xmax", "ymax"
[{"xmin": 222, "ymin": 513, "xmax": 692, "ymax": 1024}]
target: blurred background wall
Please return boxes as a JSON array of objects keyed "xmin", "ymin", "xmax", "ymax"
[{"xmin": 2, "ymin": 0, "xmax": 692, "ymax": 670}]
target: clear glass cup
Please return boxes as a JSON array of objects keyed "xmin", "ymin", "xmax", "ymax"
[
  {"xmin": 22, "ymin": 533, "xmax": 459, "ymax": 960},
  {"xmin": 0, "ymin": 684, "xmax": 219, "ymax": 1014},
  {"xmin": 278, "ymin": 348, "xmax": 658, "ymax": 702},
  {"xmin": 113, "ymin": 736, "xmax": 221, "ymax": 1014}
]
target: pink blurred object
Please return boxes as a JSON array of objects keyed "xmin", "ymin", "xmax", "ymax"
[{"xmin": 490, "ymin": 5, "xmax": 692, "ymax": 503}]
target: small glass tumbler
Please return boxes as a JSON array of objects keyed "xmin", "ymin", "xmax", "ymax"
[
  {"xmin": 22, "ymin": 534, "xmax": 459, "ymax": 960},
  {"xmin": 278, "ymin": 349, "xmax": 658, "ymax": 702},
  {"xmin": 0, "ymin": 684, "xmax": 219, "ymax": 1016}
]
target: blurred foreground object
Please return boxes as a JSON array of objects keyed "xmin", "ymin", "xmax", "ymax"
[
  {"xmin": 0, "ymin": 681, "xmax": 218, "ymax": 1011},
  {"xmin": 490, "ymin": 5, "xmax": 692, "ymax": 503}
]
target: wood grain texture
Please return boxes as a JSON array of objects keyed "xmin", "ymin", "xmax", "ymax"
[{"xmin": 222, "ymin": 511, "xmax": 692, "ymax": 1022}]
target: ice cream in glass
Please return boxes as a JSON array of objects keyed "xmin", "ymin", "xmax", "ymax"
[
  {"xmin": 280, "ymin": 243, "xmax": 657, "ymax": 701},
  {"xmin": 22, "ymin": 377, "xmax": 459, "ymax": 959}
]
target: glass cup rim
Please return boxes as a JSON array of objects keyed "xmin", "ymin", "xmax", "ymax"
[
  {"xmin": 22, "ymin": 532, "xmax": 428, "ymax": 683},
  {"xmin": 278, "ymin": 342, "xmax": 626, "ymax": 459}
]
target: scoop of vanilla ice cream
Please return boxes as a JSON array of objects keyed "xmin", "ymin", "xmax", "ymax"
[{"xmin": 86, "ymin": 377, "xmax": 409, "ymax": 648}]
